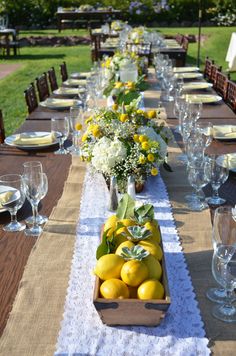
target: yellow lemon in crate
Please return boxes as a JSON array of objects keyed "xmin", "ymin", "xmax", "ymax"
[
  {"xmin": 100, "ymin": 278, "xmax": 129, "ymax": 299},
  {"xmin": 118, "ymin": 218, "xmax": 136, "ymax": 227},
  {"xmin": 94, "ymin": 254, "xmax": 125, "ymax": 280},
  {"xmin": 138, "ymin": 240, "xmax": 163, "ymax": 261},
  {"xmin": 115, "ymin": 241, "xmax": 135, "ymax": 256},
  {"xmin": 138, "ymin": 279, "xmax": 165, "ymax": 300},
  {"xmin": 144, "ymin": 221, "xmax": 161, "ymax": 244},
  {"xmin": 143, "ymin": 255, "xmax": 162, "ymax": 280},
  {"xmin": 121, "ymin": 260, "xmax": 148, "ymax": 287},
  {"xmin": 104, "ymin": 215, "xmax": 118, "ymax": 232}
]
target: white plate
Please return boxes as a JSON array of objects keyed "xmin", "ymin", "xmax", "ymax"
[
  {"xmin": 63, "ymin": 79, "xmax": 87, "ymax": 87},
  {"xmin": 184, "ymin": 94, "xmax": 222, "ymax": 104},
  {"xmin": 174, "ymin": 72, "xmax": 203, "ymax": 79},
  {"xmin": 40, "ymin": 98, "xmax": 82, "ymax": 110},
  {"xmin": 173, "ymin": 67, "xmax": 199, "ymax": 73},
  {"xmin": 217, "ymin": 153, "xmax": 236, "ymax": 172},
  {"xmin": 5, "ymin": 132, "xmax": 59, "ymax": 150},
  {"xmin": 182, "ymin": 82, "xmax": 213, "ymax": 90},
  {"xmin": 213, "ymin": 125, "xmax": 236, "ymax": 140},
  {"xmin": 53, "ymin": 87, "xmax": 85, "ymax": 97},
  {"xmin": 70, "ymin": 71, "xmax": 93, "ymax": 79}
]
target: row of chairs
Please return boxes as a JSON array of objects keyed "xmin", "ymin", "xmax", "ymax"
[
  {"xmin": 203, "ymin": 57, "xmax": 236, "ymax": 112},
  {"xmin": 24, "ymin": 62, "xmax": 69, "ymax": 114}
]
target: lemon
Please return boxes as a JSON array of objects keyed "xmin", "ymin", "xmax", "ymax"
[
  {"xmin": 119, "ymin": 219, "xmax": 136, "ymax": 227},
  {"xmin": 121, "ymin": 260, "xmax": 149, "ymax": 287},
  {"xmin": 94, "ymin": 254, "xmax": 125, "ymax": 280},
  {"xmin": 143, "ymin": 255, "xmax": 162, "ymax": 280},
  {"xmin": 104, "ymin": 215, "xmax": 118, "ymax": 232},
  {"xmin": 145, "ymin": 221, "xmax": 161, "ymax": 244},
  {"xmin": 138, "ymin": 279, "xmax": 165, "ymax": 300},
  {"xmin": 100, "ymin": 278, "xmax": 129, "ymax": 299},
  {"xmin": 115, "ymin": 241, "xmax": 135, "ymax": 256},
  {"xmin": 115, "ymin": 226, "xmax": 132, "ymax": 238},
  {"xmin": 138, "ymin": 240, "xmax": 163, "ymax": 261}
]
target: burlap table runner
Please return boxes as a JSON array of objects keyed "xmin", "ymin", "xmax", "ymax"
[{"xmin": 0, "ymin": 72, "xmax": 235, "ymax": 355}]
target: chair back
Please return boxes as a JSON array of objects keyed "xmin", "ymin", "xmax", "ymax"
[
  {"xmin": 0, "ymin": 110, "xmax": 5, "ymax": 144},
  {"xmin": 182, "ymin": 36, "xmax": 189, "ymax": 51},
  {"xmin": 213, "ymin": 71, "xmax": 229, "ymax": 99},
  {"xmin": 24, "ymin": 83, "xmax": 38, "ymax": 113},
  {"xmin": 226, "ymin": 80, "xmax": 236, "ymax": 112},
  {"xmin": 36, "ymin": 73, "xmax": 50, "ymax": 101},
  {"xmin": 176, "ymin": 34, "xmax": 184, "ymax": 45},
  {"xmin": 204, "ymin": 57, "xmax": 214, "ymax": 79},
  {"xmin": 48, "ymin": 67, "xmax": 58, "ymax": 91},
  {"xmin": 60, "ymin": 61, "xmax": 68, "ymax": 82},
  {"xmin": 209, "ymin": 64, "xmax": 222, "ymax": 84}
]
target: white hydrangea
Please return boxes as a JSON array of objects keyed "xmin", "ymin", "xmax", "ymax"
[
  {"xmin": 92, "ymin": 137, "xmax": 127, "ymax": 174},
  {"xmin": 137, "ymin": 126, "xmax": 167, "ymax": 159}
]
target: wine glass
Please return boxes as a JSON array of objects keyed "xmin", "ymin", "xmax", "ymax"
[
  {"xmin": 187, "ymin": 158, "xmax": 211, "ymax": 211},
  {"xmin": 51, "ymin": 117, "xmax": 70, "ymax": 155},
  {"xmin": 69, "ymin": 106, "xmax": 83, "ymax": 155},
  {"xmin": 23, "ymin": 171, "xmax": 47, "ymax": 237},
  {"xmin": 207, "ymin": 206, "xmax": 236, "ymax": 303},
  {"xmin": 211, "ymin": 244, "xmax": 236, "ymax": 322},
  {"xmin": 189, "ymin": 102, "xmax": 202, "ymax": 124},
  {"xmin": 206, "ymin": 155, "xmax": 229, "ymax": 206},
  {"xmin": 0, "ymin": 174, "xmax": 26, "ymax": 232},
  {"xmin": 23, "ymin": 161, "xmax": 48, "ymax": 225},
  {"xmin": 196, "ymin": 121, "xmax": 213, "ymax": 153}
]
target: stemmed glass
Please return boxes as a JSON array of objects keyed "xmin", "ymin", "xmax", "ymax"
[
  {"xmin": 187, "ymin": 158, "xmax": 211, "ymax": 211},
  {"xmin": 51, "ymin": 117, "xmax": 70, "ymax": 155},
  {"xmin": 206, "ymin": 156, "xmax": 229, "ymax": 206},
  {"xmin": 196, "ymin": 121, "xmax": 213, "ymax": 153},
  {"xmin": 69, "ymin": 106, "xmax": 83, "ymax": 155},
  {"xmin": 23, "ymin": 161, "xmax": 48, "ymax": 225},
  {"xmin": 211, "ymin": 244, "xmax": 236, "ymax": 322},
  {"xmin": 207, "ymin": 206, "xmax": 236, "ymax": 304},
  {"xmin": 189, "ymin": 102, "xmax": 202, "ymax": 124},
  {"xmin": 0, "ymin": 174, "xmax": 26, "ymax": 232},
  {"xmin": 23, "ymin": 171, "xmax": 48, "ymax": 237}
]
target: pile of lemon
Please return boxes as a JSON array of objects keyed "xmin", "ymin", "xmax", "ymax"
[{"xmin": 94, "ymin": 215, "xmax": 165, "ymax": 300}]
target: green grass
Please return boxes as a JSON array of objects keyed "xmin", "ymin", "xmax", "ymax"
[{"xmin": 0, "ymin": 26, "xmax": 235, "ymax": 136}]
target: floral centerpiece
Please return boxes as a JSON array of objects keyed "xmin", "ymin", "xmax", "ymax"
[
  {"xmin": 79, "ymin": 4, "xmax": 94, "ymax": 11},
  {"xmin": 128, "ymin": 26, "xmax": 147, "ymax": 43},
  {"xmin": 111, "ymin": 20, "xmax": 126, "ymax": 32},
  {"xmin": 80, "ymin": 101, "xmax": 172, "ymax": 192}
]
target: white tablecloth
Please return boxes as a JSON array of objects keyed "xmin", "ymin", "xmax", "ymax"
[{"xmin": 226, "ymin": 32, "xmax": 236, "ymax": 71}]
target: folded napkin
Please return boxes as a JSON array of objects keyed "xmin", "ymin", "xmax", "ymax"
[
  {"xmin": 213, "ymin": 125, "xmax": 236, "ymax": 139},
  {"xmin": 42, "ymin": 98, "xmax": 80, "ymax": 108},
  {"xmin": 64, "ymin": 79, "xmax": 87, "ymax": 86},
  {"xmin": 0, "ymin": 191, "xmax": 13, "ymax": 209},
  {"xmin": 173, "ymin": 67, "xmax": 199, "ymax": 73},
  {"xmin": 13, "ymin": 132, "xmax": 56, "ymax": 146},
  {"xmin": 224, "ymin": 131, "xmax": 236, "ymax": 138},
  {"xmin": 185, "ymin": 94, "xmax": 219, "ymax": 103},
  {"xmin": 182, "ymin": 82, "xmax": 211, "ymax": 90}
]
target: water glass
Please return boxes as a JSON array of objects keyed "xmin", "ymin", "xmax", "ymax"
[
  {"xmin": 0, "ymin": 174, "xmax": 26, "ymax": 232},
  {"xmin": 206, "ymin": 156, "xmax": 229, "ymax": 206},
  {"xmin": 196, "ymin": 121, "xmax": 213, "ymax": 151},
  {"xmin": 51, "ymin": 117, "xmax": 70, "ymax": 154}
]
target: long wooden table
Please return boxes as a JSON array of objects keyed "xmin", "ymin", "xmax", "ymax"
[{"xmin": 0, "ymin": 68, "xmax": 236, "ymax": 352}]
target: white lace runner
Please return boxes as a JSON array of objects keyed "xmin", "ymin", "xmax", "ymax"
[{"xmin": 55, "ymin": 170, "xmax": 210, "ymax": 356}]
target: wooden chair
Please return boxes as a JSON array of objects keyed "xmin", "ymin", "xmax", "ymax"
[
  {"xmin": 213, "ymin": 71, "xmax": 229, "ymax": 99},
  {"xmin": 60, "ymin": 61, "xmax": 68, "ymax": 82},
  {"xmin": 182, "ymin": 36, "xmax": 189, "ymax": 51},
  {"xmin": 176, "ymin": 33, "xmax": 184, "ymax": 45},
  {"xmin": 225, "ymin": 80, "xmax": 236, "ymax": 112},
  {"xmin": 48, "ymin": 67, "xmax": 58, "ymax": 92},
  {"xmin": 203, "ymin": 57, "xmax": 214, "ymax": 80},
  {"xmin": 36, "ymin": 73, "xmax": 50, "ymax": 102},
  {"xmin": 209, "ymin": 64, "xmax": 222, "ymax": 84},
  {"xmin": 24, "ymin": 83, "xmax": 38, "ymax": 113},
  {"xmin": 0, "ymin": 110, "xmax": 5, "ymax": 144}
]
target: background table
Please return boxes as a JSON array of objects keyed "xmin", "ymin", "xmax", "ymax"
[{"xmin": 226, "ymin": 32, "xmax": 236, "ymax": 71}]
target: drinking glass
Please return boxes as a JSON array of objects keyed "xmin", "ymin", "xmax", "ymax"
[
  {"xmin": 69, "ymin": 106, "xmax": 83, "ymax": 155},
  {"xmin": 207, "ymin": 206, "xmax": 236, "ymax": 303},
  {"xmin": 187, "ymin": 159, "xmax": 211, "ymax": 211},
  {"xmin": 51, "ymin": 117, "xmax": 70, "ymax": 154},
  {"xmin": 206, "ymin": 156, "xmax": 229, "ymax": 206},
  {"xmin": 23, "ymin": 171, "xmax": 47, "ymax": 237},
  {"xmin": 0, "ymin": 174, "xmax": 26, "ymax": 232},
  {"xmin": 211, "ymin": 244, "xmax": 236, "ymax": 322},
  {"xmin": 23, "ymin": 161, "xmax": 47, "ymax": 225},
  {"xmin": 196, "ymin": 121, "xmax": 213, "ymax": 153},
  {"xmin": 189, "ymin": 102, "xmax": 202, "ymax": 124}
]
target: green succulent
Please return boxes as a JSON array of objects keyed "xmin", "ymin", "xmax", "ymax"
[
  {"xmin": 126, "ymin": 225, "xmax": 151, "ymax": 242},
  {"xmin": 121, "ymin": 245, "xmax": 150, "ymax": 261}
]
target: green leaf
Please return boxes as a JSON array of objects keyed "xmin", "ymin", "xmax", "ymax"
[
  {"xmin": 135, "ymin": 204, "xmax": 154, "ymax": 220},
  {"xmin": 116, "ymin": 193, "xmax": 135, "ymax": 220},
  {"xmin": 96, "ymin": 229, "xmax": 110, "ymax": 259},
  {"xmin": 117, "ymin": 91, "xmax": 140, "ymax": 105}
]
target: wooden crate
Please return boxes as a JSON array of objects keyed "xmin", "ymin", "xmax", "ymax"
[{"xmin": 93, "ymin": 234, "xmax": 171, "ymax": 326}]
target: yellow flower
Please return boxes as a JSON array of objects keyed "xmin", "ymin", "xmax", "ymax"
[
  {"xmin": 147, "ymin": 153, "xmax": 155, "ymax": 162},
  {"xmin": 139, "ymin": 135, "xmax": 148, "ymax": 143},
  {"xmin": 120, "ymin": 113, "xmax": 128, "ymax": 122},
  {"xmin": 92, "ymin": 125, "xmax": 101, "ymax": 138},
  {"xmin": 141, "ymin": 141, "xmax": 149, "ymax": 150},
  {"xmin": 133, "ymin": 134, "xmax": 139, "ymax": 143},
  {"xmin": 151, "ymin": 167, "xmax": 159, "ymax": 176},
  {"xmin": 85, "ymin": 116, "xmax": 93, "ymax": 124},
  {"xmin": 137, "ymin": 109, "xmax": 145, "ymax": 115},
  {"xmin": 75, "ymin": 123, "xmax": 82, "ymax": 131},
  {"xmin": 139, "ymin": 156, "xmax": 146, "ymax": 164},
  {"xmin": 112, "ymin": 103, "xmax": 118, "ymax": 111},
  {"xmin": 82, "ymin": 133, "xmax": 88, "ymax": 142},
  {"xmin": 114, "ymin": 81, "xmax": 123, "ymax": 89},
  {"xmin": 147, "ymin": 110, "xmax": 156, "ymax": 119},
  {"xmin": 126, "ymin": 81, "xmax": 135, "ymax": 90}
]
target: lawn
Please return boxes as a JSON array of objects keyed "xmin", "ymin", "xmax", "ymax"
[{"xmin": 0, "ymin": 26, "xmax": 235, "ymax": 136}]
